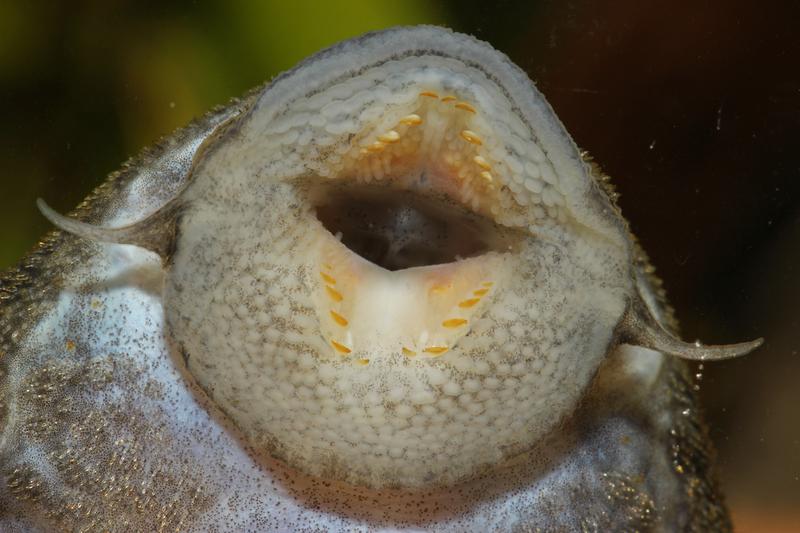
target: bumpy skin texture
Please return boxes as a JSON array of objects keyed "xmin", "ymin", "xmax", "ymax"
[
  {"xmin": 0, "ymin": 27, "xmax": 731, "ymax": 531},
  {"xmin": 165, "ymin": 25, "xmax": 635, "ymax": 490}
]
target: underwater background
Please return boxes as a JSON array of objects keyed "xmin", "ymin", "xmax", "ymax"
[{"xmin": 1, "ymin": 1, "xmax": 798, "ymax": 530}]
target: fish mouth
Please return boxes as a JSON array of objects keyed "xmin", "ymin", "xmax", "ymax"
[
  {"xmin": 307, "ymin": 89, "xmax": 529, "ymax": 272},
  {"xmin": 161, "ymin": 65, "xmax": 617, "ymax": 489},
  {"xmin": 293, "ymin": 90, "xmax": 543, "ymax": 361}
]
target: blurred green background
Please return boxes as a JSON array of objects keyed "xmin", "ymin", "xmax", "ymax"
[{"xmin": 1, "ymin": 1, "xmax": 799, "ymax": 530}]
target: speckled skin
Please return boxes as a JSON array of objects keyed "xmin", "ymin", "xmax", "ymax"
[{"xmin": 0, "ymin": 27, "xmax": 731, "ymax": 531}]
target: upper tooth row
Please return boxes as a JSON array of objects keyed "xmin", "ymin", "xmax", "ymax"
[{"xmin": 259, "ymin": 75, "xmax": 565, "ymax": 225}]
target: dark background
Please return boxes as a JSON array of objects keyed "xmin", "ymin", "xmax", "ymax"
[{"xmin": 2, "ymin": 2, "xmax": 798, "ymax": 530}]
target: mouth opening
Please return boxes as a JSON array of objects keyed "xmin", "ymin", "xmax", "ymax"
[{"xmin": 312, "ymin": 184, "xmax": 517, "ymax": 271}]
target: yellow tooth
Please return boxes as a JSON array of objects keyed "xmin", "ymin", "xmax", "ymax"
[
  {"xmin": 366, "ymin": 141, "xmax": 385, "ymax": 153},
  {"xmin": 356, "ymin": 358, "xmax": 370, "ymax": 365},
  {"xmin": 482, "ymin": 281, "xmax": 494, "ymax": 287},
  {"xmin": 473, "ymin": 288, "xmax": 489, "ymax": 296},
  {"xmin": 442, "ymin": 318, "xmax": 468, "ymax": 328},
  {"xmin": 326, "ymin": 286, "xmax": 344, "ymax": 302},
  {"xmin": 329, "ymin": 310, "xmax": 348, "ymax": 326},
  {"xmin": 458, "ymin": 298, "xmax": 481, "ymax": 308},
  {"xmin": 430, "ymin": 283, "xmax": 451, "ymax": 295},
  {"xmin": 378, "ymin": 130, "xmax": 400, "ymax": 143},
  {"xmin": 331, "ymin": 340, "xmax": 352, "ymax": 354},
  {"xmin": 473, "ymin": 155, "xmax": 491, "ymax": 170},
  {"xmin": 399, "ymin": 114, "xmax": 423, "ymax": 126},
  {"xmin": 441, "ymin": 95, "xmax": 457, "ymax": 103},
  {"xmin": 402, "ymin": 347, "xmax": 417, "ymax": 357},
  {"xmin": 320, "ymin": 272, "xmax": 336, "ymax": 284},
  {"xmin": 419, "ymin": 91, "xmax": 439, "ymax": 98},
  {"xmin": 480, "ymin": 171, "xmax": 493, "ymax": 183},
  {"xmin": 423, "ymin": 346, "xmax": 449, "ymax": 355},
  {"xmin": 460, "ymin": 130, "xmax": 483, "ymax": 145},
  {"xmin": 455, "ymin": 102, "xmax": 476, "ymax": 113}
]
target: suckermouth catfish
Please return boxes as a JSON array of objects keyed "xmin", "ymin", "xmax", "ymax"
[{"xmin": 0, "ymin": 26, "xmax": 761, "ymax": 531}]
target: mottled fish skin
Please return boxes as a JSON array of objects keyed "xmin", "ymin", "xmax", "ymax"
[{"xmin": 0, "ymin": 26, "xmax": 737, "ymax": 531}]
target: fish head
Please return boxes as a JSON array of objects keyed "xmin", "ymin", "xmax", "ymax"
[{"xmin": 38, "ymin": 26, "xmax": 760, "ymax": 491}]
